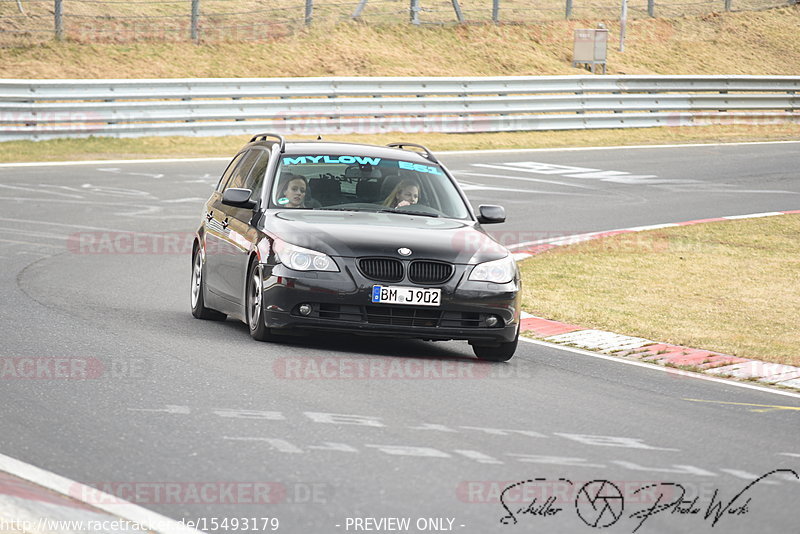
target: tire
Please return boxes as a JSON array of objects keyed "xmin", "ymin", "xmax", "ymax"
[
  {"xmin": 472, "ymin": 326, "xmax": 519, "ymax": 362},
  {"xmin": 191, "ymin": 247, "xmax": 227, "ymax": 321},
  {"xmin": 246, "ymin": 261, "xmax": 274, "ymax": 341}
]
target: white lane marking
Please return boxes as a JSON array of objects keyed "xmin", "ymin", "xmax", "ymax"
[
  {"xmin": 724, "ymin": 211, "xmax": 786, "ymax": 219},
  {"xmin": 161, "ymin": 197, "xmax": 206, "ymax": 203},
  {"xmin": 212, "ymin": 409, "xmax": 285, "ymax": 420},
  {"xmin": 476, "ymin": 161, "xmax": 669, "ymax": 185},
  {"xmin": 0, "ymin": 452, "xmax": 202, "ymax": 534},
  {"xmin": 457, "ymin": 182, "xmax": 565, "ymax": 195},
  {"xmin": 0, "ymin": 157, "xmax": 229, "ymax": 168},
  {"xmin": 364, "ymin": 445, "xmax": 451, "ymax": 458},
  {"xmin": 0, "ymin": 237, "xmax": 56, "ymax": 248},
  {"xmin": 611, "ymin": 461, "xmax": 718, "ymax": 477},
  {"xmin": 720, "ymin": 469, "xmax": 780, "ymax": 484},
  {"xmin": 518, "ymin": 336, "xmax": 800, "ymax": 399},
  {"xmin": 621, "ymin": 223, "xmax": 680, "ymax": 231},
  {"xmin": 442, "ymin": 140, "xmax": 800, "ymax": 155},
  {"xmin": 303, "ymin": 412, "xmax": 385, "ymax": 427},
  {"xmin": 0, "ymin": 216, "xmax": 166, "ymax": 236},
  {"xmin": 0, "ymin": 184, "xmax": 85, "ymax": 198},
  {"xmin": 80, "ymin": 183, "xmax": 155, "ymax": 198},
  {"xmin": 508, "ymin": 454, "xmax": 606, "ymax": 468},
  {"xmin": 458, "ymin": 170, "xmax": 601, "ymax": 190},
  {"xmin": 452, "ymin": 450, "xmax": 504, "ymax": 464},
  {"xmin": 222, "ymin": 437, "xmax": 304, "ymax": 453},
  {"xmin": 0, "ymin": 227, "xmax": 71, "ymax": 241},
  {"xmin": 128, "ymin": 405, "xmax": 190, "ymax": 414},
  {"xmin": 779, "ymin": 453, "xmax": 800, "ymax": 458},
  {"xmin": 554, "ymin": 433, "xmax": 679, "ymax": 451},
  {"xmin": 307, "ymin": 442, "xmax": 359, "ymax": 453}
]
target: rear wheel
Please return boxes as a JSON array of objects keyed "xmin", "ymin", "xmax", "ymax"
[
  {"xmin": 191, "ymin": 248, "xmax": 226, "ymax": 321},
  {"xmin": 471, "ymin": 326, "xmax": 518, "ymax": 362},
  {"xmin": 246, "ymin": 261, "xmax": 273, "ymax": 341}
]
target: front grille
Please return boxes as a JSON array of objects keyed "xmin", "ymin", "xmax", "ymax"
[
  {"xmin": 409, "ymin": 260, "xmax": 454, "ymax": 284},
  {"xmin": 365, "ymin": 306, "xmax": 442, "ymax": 327},
  {"xmin": 358, "ymin": 258, "xmax": 404, "ymax": 283}
]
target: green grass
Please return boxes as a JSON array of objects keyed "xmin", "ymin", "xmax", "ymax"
[{"xmin": 519, "ymin": 215, "xmax": 800, "ymax": 366}]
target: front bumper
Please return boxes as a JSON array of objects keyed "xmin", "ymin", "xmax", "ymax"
[{"xmin": 260, "ymin": 259, "xmax": 520, "ymax": 344}]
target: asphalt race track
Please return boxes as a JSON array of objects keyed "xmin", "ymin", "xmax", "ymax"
[{"xmin": 1, "ymin": 141, "xmax": 799, "ymax": 533}]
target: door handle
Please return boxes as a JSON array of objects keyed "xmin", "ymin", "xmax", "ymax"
[
  {"xmin": 205, "ymin": 211, "xmax": 213, "ymax": 221},
  {"xmin": 221, "ymin": 218, "xmax": 229, "ymax": 229}
]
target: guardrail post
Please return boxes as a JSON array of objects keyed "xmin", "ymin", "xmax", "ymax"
[
  {"xmin": 191, "ymin": 0, "xmax": 200, "ymax": 42},
  {"xmin": 352, "ymin": 0, "xmax": 368, "ymax": 18},
  {"xmin": 566, "ymin": 0, "xmax": 572, "ymax": 19},
  {"xmin": 648, "ymin": 0, "xmax": 655, "ymax": 16},
  {"xmin": 410, "ymin": 0, "xmax": 420, "ymax": 24},
  {"xmin": 451, "ymin": 0, "xmax": 465, "ymax": 23},
  {"xmin": 492, "ymin": 0, "xmax": 500, "ymax": 22},
  {"xmin": 54, "ymin": 0, "xmax": 63, "ymax": 41},
  {"xmin": 305, "ymin": 0, "xmax": 313, "ymax": 25}
]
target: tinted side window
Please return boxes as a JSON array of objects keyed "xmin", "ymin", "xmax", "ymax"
[
  {"xmin": 224, "ymin": 150, "xmax": 262, "ymax": 192},
  {"xmin": 243, "ymin": 149, "xmax": 270, "ymax": 199},
  {"xmin": 215, "ymin": 152, "xmax": 245, "ymax": 193}
]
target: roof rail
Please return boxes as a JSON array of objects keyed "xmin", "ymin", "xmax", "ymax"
[
  {"xmin": 386, "ymin": 142, "xmax": 438, "ymax": 163},
  {"xmin": 249, "ymin": 133, "xmax": 286, "ymax": 152}
]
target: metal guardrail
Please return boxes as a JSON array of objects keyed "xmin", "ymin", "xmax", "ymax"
[{"xmin": 1, "ymin": 76, "xmax": 798, "ymax": 141}]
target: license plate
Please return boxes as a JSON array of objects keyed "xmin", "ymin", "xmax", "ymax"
[{"xmin": 371, "ymin": 285, "xmax": 441, "ymax": 307}]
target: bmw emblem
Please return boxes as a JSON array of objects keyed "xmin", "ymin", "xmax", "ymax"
[{"xmin": 398, "ymin": 247, "xmax": 412, "ymax": 256}]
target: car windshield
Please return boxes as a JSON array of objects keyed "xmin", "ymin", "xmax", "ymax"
[{"xmin": 269, "ymin": 153, "xmax": 470, "ymax": 219}]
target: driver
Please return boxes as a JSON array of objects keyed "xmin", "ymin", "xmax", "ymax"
[{"xmin": 383, "ymin": 179, "xmax": 420, "ymax": 209}]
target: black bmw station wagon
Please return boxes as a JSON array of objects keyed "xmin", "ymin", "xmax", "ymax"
[{"xmin": 192, "ymin": 134, "xmax": 521, "ymax": 361}]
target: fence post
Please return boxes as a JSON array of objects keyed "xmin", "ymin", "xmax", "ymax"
[
  {"xmin": 54, "ymin": 0, "xmax": 63, "ymax": 41},
  {"xmin": 191, "ymin": 0, "xmax": 200, "ymax": 41},
  {"xmin": 305, "ymin": 0, "xmax": 313, "ymax": 25},
  {"xmin": 648, "ymin": 0, "xmax": 655, "ymax": 16},
  {"xmin": 410, "ymin": 0, "xmax": 420, "ymax": 24},
  {"xmin": 565, "ymin": 0, "xmax": 572, "ymax": 19},
  {"xmin": 492, "ymin": 0, "xmax": 500, "ymax": 22},
  {"xmin": 724, "ymin": 0, "xmax": 732, "ymax": 10}
]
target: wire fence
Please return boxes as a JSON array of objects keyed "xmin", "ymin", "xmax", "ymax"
[{"xmin": 0, "ymin": 0, "xmax": 796, "ymax": 44}]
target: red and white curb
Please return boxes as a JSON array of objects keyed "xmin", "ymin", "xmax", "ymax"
[{"xmin": 514, "ymin": 210, "xmax": 800, "ymax": 392}]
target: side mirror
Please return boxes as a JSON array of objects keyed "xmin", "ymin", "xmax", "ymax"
[
  {"xmin": 477, "ymin": 204, "xmax": 506, "ymax": 224},
  {"xmin": 222, "ymin": 188, "xmax": 257, "ymax": 210}
]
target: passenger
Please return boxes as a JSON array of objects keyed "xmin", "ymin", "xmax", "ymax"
[
  {"xmin": 277, "ymin": 174, "xmax": 307, "ymax": 208},
  {"xmin": 383, "ymin": 180, "xmax": 420, "ymax": 209}
]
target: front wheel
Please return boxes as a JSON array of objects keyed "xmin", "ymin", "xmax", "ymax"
[
  {"xmin": 471, "ymin": 327, "xmax": 518, "ymax": 362},
  {"xmin": 246, "ymin": 261, "xmax": 273, "ymax": 341},
  {"xmin": 191, "ymin": 248, "xmax": 226, "ymax": 321}
]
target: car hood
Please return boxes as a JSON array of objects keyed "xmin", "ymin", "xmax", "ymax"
[{"xmin": 264, "ymin": 210, "xmax": 509, "ymax": 264}]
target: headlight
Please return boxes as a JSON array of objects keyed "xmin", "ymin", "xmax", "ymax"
[
  {"xmin": 469, "ymin": 255, "xmax": 516, "ymax": 284},
  {"xmin": 274, "ymin": 240, "xmax": 339, "ymax": 272}
]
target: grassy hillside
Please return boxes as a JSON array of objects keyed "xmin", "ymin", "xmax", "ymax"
[{"xmin": 1, "ymin": 7, "xmax": 798, "ymax": 78}]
